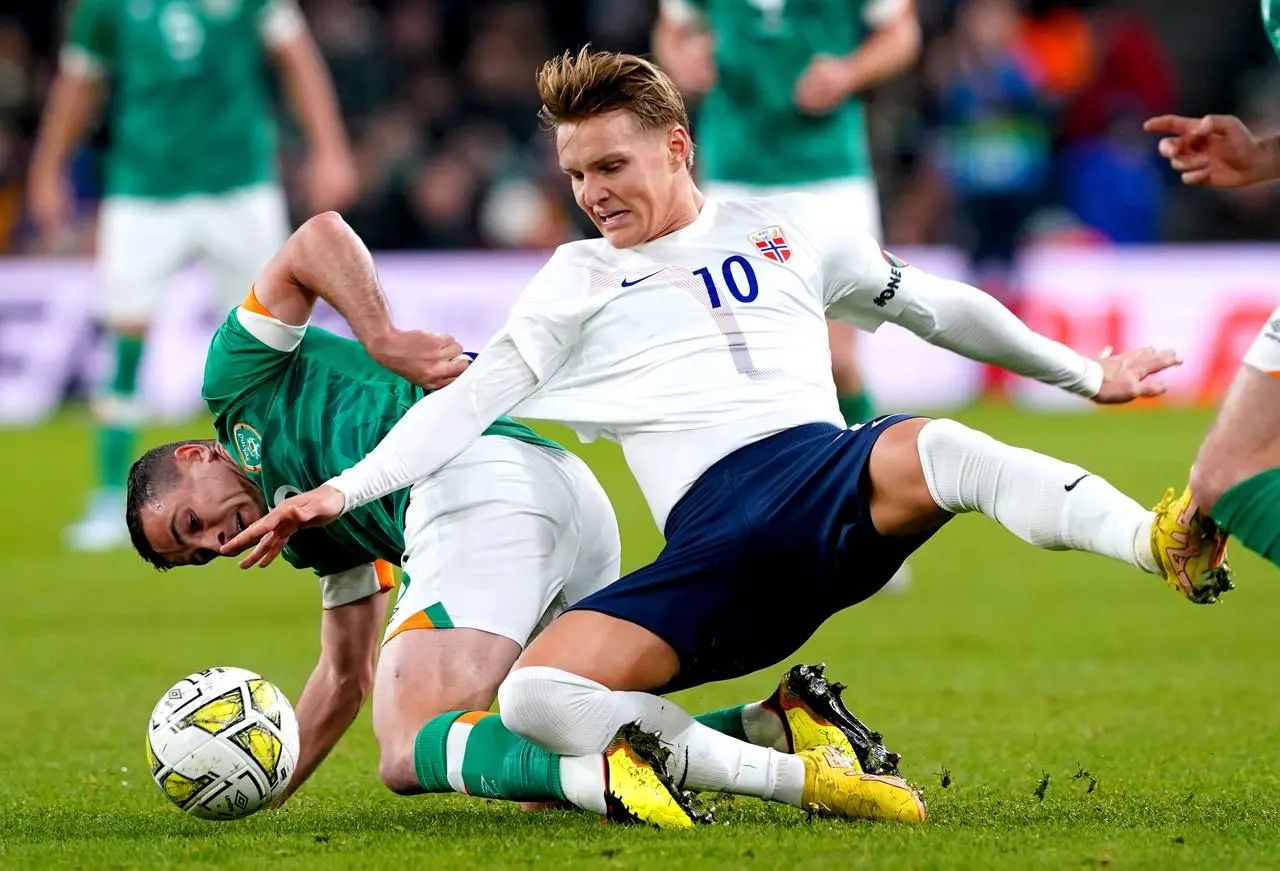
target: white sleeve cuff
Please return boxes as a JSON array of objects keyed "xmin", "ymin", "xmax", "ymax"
[
  {"xmin": 318, "ymin": 563, "xmax": 382, "ymax": 609},
  {"xmin": 60, "ymin": 46, "xmax": 105, "ymax": 79},
  {"xmin": 235, "ymin": 306, "xmax": 307, "ymax": 352},
  {"xmin": 260, "ymin": 0, "xmax": 307, "ymax": 48}
]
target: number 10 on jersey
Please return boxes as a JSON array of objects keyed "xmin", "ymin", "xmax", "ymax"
[{"xmin": 694, "ymin": 256, "xmax": 759, "ymax": 309}]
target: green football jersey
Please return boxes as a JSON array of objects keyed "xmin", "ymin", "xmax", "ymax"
[
  {"xmin": 66, "ymin": 0, "xmax": 286, "ymax": 199},
  {"xmin": 687, "ymin": 0, "xmax": 881, "ymax": 186},
  {"xmin": 202, "ymin": 309, "xmax": 564, "ymax": 578},
  {"xmin": 1265, "ymin": 0, "xmax": 1280, "ymax": 60}
]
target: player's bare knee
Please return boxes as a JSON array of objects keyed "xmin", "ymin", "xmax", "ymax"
[
  {"xmin": 376, "ymin": 740, "xmax": 419, "ymax": 795},
  {"xmin": 867, "ymin": 417, "xmax": 949, "ymax": 535}
]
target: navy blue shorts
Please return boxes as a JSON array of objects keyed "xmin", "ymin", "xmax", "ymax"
[{"xmin": 568, "ymin": 416, "xmax": 942, "ymax": 692}]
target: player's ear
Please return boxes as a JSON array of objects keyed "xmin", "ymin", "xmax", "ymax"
[
  {"xmin": 668, "ymin": 126, "xmax": 692, "ymax": 170},
  {"xmin": 173, "ymin": 443, "xmax": 214, "ymax": 464}
]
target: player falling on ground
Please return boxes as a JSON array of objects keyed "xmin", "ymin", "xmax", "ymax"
[
  {"xmin": 654, "ymin": 0, "xmax": 920, "ymax": 430},
  {"xmin": 125, "ymin": 213, "xmax": 914, "ymax": 823},
  {"xmin": 1141, "ymin": 0, "xmax": 1280, "ymax": 573},
  {"xmin": 225, "ymin": 49, "xmax": 1236, "ymax": 828},
  {"xmin": 29, "ymin": 0, "xmax": 357, "ymax": 552}
]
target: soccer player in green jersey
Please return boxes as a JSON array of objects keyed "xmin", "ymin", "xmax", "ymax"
[
  {"xmin": 125, "ymin": 212, "xmax": 907, "ymax": 820},
  {"xmin": 1140, "ymin": 0, "xmax": 1280, "ymax": 574},
  {"xmin": 29, "ymin": 0, "xmax": 358, "ymax": 552},
  {"xmin": 653, "ymin": 0, "xmax": 922, "ymax": 430}
]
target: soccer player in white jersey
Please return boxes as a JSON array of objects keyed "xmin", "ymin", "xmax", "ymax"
[{"xmin": 225, "ymin": 49, "xmax": 1235, "ymax": 828}]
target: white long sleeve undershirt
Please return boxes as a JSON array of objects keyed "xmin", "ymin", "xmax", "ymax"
[
  {"xmin": 878, "ymin": 267, "xmax": 1103, "ymax": 398},
  {"xmin": 326, "ymin": 269, "xmax": 1101, "ymax": 514}
]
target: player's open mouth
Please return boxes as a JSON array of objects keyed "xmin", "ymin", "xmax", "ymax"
[{"xmin": 599, "ymin": 210, "xmax": 630, "ymax": 227}]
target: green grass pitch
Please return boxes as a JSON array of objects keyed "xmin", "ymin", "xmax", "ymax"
[{"xmin": 1, "ymin": 405, "xmax": 1277, "ymax": 870}]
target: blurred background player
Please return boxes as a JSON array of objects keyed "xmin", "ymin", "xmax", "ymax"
[
  {"xmin": 28, "ymin": 0, "xmax": 358, "ymax": 551},
  {"xmin": 653, "ymin": 0, "xmax": 922, "ymax": 431},
  {"xmin": 1142, "ymin": 0, "xmax": 1280, "ymax": 573}
]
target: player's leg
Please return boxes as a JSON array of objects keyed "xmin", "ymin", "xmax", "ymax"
[
  {"xmin": 1185, "ymin": 317, "xmax": 1280, "ymax": 569},
  {"xmin": 371, "ymin": 627, "xmax": 593, "ymax": 805},
  {"xmin": 500, "ymin": 621, "xmax": 925, "ymax": 823},
  {"xmin": 500, "ymin": 454, "xmax": 928, "ymax": 825},
  {"xmin": 198, "ymin": 184, "xmax": 291, "ymax": 314},
  {"xmin": 694, "ymin": 663, "xmax": 903, "ymax": 775},
  {"xmin": 861, "ymin": 415, "xmax": 1231, "ymax": 601},
  {"xmin": 66, "ymin": 197, "xmax": 191, "ymax": 551},
  {"xmin": 374, "ymin": 439, "xmax": 696, "ymax": 822}
]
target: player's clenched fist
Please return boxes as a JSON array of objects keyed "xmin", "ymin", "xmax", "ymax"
[{"xmin": 373, "ymin": 328, "xmax": 472, "ymax": 390}]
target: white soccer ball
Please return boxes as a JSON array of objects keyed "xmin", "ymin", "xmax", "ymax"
[{"xmin": 145, "ymin": 666, "xmax": 300, "ymax": 820}]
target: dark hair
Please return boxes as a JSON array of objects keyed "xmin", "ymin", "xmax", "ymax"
[{"xmin": 126, "ymin": 440, "xmax": 216, "ymax": 570}]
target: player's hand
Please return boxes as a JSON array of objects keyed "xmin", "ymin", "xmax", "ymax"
[
  {"xmin": 221, "ymin": 485, "xmax": 347, "ymax": 568},
  {"xmin": 374, "ymin": 328, "xmax": 471, "ymax": 390},
  {"xmin": 1091, "ymin": 345, "xmax": 1181, "ymax": 404},
  {"xmin": 303, "ymin": 146, "xmax": 360, "ymax": 214},
  {"xmin": 27, "ymin": 171, "xmax": 74, "ymax": 244},
  {"xmin": 1143, "ymin": 114, "xmax": 1280, "ymax": 188},
  {"xmin": 794, "ymin": 55, "xmax": 856, "ymax": 115}
]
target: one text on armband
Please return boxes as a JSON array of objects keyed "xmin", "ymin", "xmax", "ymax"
[{"xmin": 874, "ymin": 267, "xmax": 902, "ymax": 308}]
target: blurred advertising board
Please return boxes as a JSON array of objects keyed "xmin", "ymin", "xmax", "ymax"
[{"xmin": 0, "ymin": 245, "xmax": 1274, "ymax": 425}]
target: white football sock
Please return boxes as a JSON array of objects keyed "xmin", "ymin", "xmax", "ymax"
[
  {"xmin": 499, "ymin": 667, "xmax": 805, "ymax": 806},
  {"xmin": 741, "ymin": 701, "xmax": 789, "ymax": 751},
  {"xmin": 558, "ymin": 755, "xmax": 607, "ymax": 814},
  {"xmin": 917, "ymin": 418, "xmax": 1157, "ymax": 573}
]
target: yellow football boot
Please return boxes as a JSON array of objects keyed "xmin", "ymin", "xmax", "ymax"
[
  {"xmin": 763, "ymin": 663, "xmax": 901, "ymax": 776},
  {"xmin": 603, "ymin": 723, "xmax": 709, "ymax": 829},
  {"xmin": 798, "ymin": 745, "xmax": 927, "ymax": 824},
  {"xmin": 1150, "ymin": 485, "xmax": 1235, "ymax": 604}
]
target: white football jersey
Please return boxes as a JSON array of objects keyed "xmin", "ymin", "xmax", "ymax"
[{"xmin": 503, "ymin": 193, "xmax": 910, "ymax": 528}]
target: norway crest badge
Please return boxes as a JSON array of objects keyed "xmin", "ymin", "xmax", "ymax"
[{"xmin": 749, "ymin": 226, "xmax": 791, "ymax": 264}]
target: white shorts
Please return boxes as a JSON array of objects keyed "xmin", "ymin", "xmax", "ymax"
[
  {"xmin": 701, "ymin": 177, "xmax": 883, "ymax": 242},
  {"xmin": 383, "ymin": 436, "xmax": 622, "ymax": 647},
  {"xmin": 97, "ymin": 184, "xmax": 290, "ymax": 325},
  {"xmin": 1243, "ymin": 307, "xmax": 1280, "ymax": 375}
]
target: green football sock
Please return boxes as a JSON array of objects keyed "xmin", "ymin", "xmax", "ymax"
[
  {"xmin": 695, "ymin": 701, "xmax": 787, "ymax": 750},
  {"xmin": 1209, "ymin": 468, "xmax": 1280, "ymax": 569},
  {"xmin": 693, "ymin": 705, "xmax": 749, "ymax": 741},
  {"xmin": 838, "ymin": 391, "xmax": 875, "ymax": 427},
  {"xmin": 96, "ymin": 334, "xmax": 145, "ymax": 492},
  {"xmin": 415, "ymin": 711, "xmax": 566, "ymax": 801}
]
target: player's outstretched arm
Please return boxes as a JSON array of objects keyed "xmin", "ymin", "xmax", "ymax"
[
  {"xmin": 883, "ymin": 269, "xmax": 1180, "ymax": 404},
  {"xmin": 1144, "ymin": 114, "xmax": 1280, "ymax": 187},
  {"xmin": 271, "ymin": 587, "xmax": 388, "ymax": 807},
  {"xmin": 255, "ymin": 211, "xmax": 470, "ymax": 388},
  {"xmin": 222, "ymin": 336, "xmax": 543, "ymax": 566}
]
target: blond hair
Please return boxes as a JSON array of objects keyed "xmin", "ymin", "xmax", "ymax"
[{"xmin": 536, "ymin": 47, "xmax": 693, "ymax": 162}]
